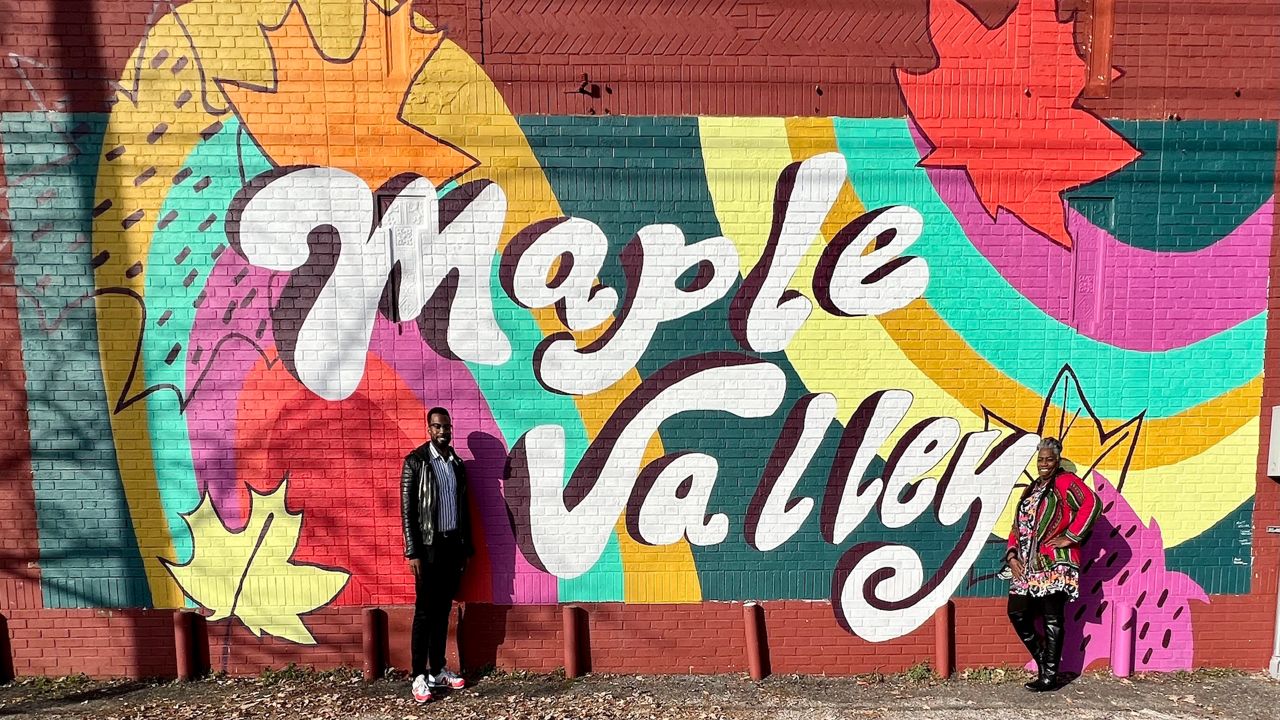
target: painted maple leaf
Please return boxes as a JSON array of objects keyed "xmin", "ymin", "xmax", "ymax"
[
  {"xmin": 161, "ymin": 477, "xmax": 348, "ymax": 644},
  {"xmin": 897, "ymin": 0, "xmax": 1139, "ymax": 249},
  {"xmin": 219, "ymin": 0, "xmax": 478, "ymax": 190},
  {"xmin": 983, "ymin": 364, "xmax": 1143, "ymax": 492}
]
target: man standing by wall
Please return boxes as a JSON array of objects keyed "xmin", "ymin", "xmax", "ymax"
[{"xmin": 401, "ymin": 407, "xmax": 473, "ymax": 703}]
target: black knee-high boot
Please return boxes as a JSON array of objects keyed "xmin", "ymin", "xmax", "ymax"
[
  {"xmin": 1027, "ymin": 602, "xmax": 1065, "ymax": 692},
  {"xmin": 1007, "ymin": 603, "xmax": 1043, "ymax": 671}
]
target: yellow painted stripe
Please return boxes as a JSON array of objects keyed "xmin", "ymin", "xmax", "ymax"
[
  {"xmin": 879, "ymin": 300, "xmax": 1262, "ymax": 471},
  {"xmin": 92, "ymin": 13, "xmax": 215, "ymax": 608},
  {"xmin": 698, "ymin": 117, "xmax": 797, "ymax": 276}
]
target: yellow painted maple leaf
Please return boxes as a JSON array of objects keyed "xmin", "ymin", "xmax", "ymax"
[{"xmin": 161, "ymin": 479, "xmax": 348, "ymax": 644}]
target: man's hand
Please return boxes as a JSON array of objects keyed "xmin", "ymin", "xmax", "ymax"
[
  {"xmin": 1045, "ymin": 535, "xmax": 1073, "ymax": 549},
  {"xmin": 408, "ymin": 558, "xmax": 422, "ymax": 578}
]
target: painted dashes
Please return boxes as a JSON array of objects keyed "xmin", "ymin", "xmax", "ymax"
[{"xmin": 199, "ymin": 121, "xmax": 223, "ymax": 141}]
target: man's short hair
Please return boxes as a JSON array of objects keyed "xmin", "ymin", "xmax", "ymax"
[{"xmin": 427, "ymin": 406, "xmax": 450, "ymax": 420}]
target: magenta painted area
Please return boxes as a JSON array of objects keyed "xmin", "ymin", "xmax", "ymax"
[
  {"xmin": 1030, "ymin": 472, "xmax": 1209, "ymax": 674},
  {"xmin": 185, "ymin": 250, "xmax": 283, "ymax": 530},
  {"xmin": 368, "ymin": 319, "xmax": 557, "ymax": 605},
  {"xmin": 909, "ymin": 122, "xmax": 1270, "ymax": 352}
]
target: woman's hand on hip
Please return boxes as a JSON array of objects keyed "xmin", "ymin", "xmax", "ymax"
[{"xmin": 1045, "ymin": 535, "xmax": 1074, "ymax": 549}]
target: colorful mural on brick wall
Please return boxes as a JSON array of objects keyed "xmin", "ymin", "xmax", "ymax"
[{"xmin": 1, "ymin": 0, "xmax": 1271, "ymax": 671}]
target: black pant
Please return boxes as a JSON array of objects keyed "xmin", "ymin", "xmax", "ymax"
[
  {"xmin": 1007, "ymin": 592, "xmax": 1067, "ymax": 665},
  {"xmin": 411, "ymin": 538, "xmax": 465, "ymax": 677}
]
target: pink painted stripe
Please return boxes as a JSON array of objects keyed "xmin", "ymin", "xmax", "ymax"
[
  {"xmin": 368, "ymin": 319, "xmax": 557, "ymax": 605},
  {"xmin": 185, "ymin": 252, "xmax": 281, "ymax": 528},
  {"xmin": 910, "ymin": 123, "xmax": 1270, "ymax": 351}
]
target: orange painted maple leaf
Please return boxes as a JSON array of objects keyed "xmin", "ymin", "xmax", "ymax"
[
  {"xmin": 220, "ymin": 0, "xmax": 478, "ymax": 190},
  {"xmin": 897, "ymin": 0, "xmax": 1139, "ymax": 249}
]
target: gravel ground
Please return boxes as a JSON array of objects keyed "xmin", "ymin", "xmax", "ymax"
[{"xmin": 1, "ymin": 668, "xmax": 1277, "ymax": 719}]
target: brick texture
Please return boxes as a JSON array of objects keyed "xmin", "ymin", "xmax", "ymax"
[{"xmin": 0, "ymin": 0, "xmax": 1277, "ymax": 681}]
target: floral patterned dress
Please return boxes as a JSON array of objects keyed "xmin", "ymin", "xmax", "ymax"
[{"xmin": 1008, "ymin": 479, "xmax": 1081, "ymax": 599}]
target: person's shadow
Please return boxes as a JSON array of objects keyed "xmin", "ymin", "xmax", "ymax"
[
  {"xmin": 1056, "ymin": 510, "xmax": 1132, "ymax": 683},
  {"xmin": 458, "ymin": 430, "xmax": 513, "ymax": 674}
]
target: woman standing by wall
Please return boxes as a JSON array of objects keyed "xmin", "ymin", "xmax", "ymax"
[{"xmin": 1004, "ymin": 437, "xmax": 1102, "ymax": 691}]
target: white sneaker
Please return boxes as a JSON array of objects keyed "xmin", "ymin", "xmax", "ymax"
[
  {"xmin": 411, "ymin": 674, "xmax": 433, "ymax": 703},
  {"xmin": 428, "ymin": 668, "xmax": 466, "ymax": 690}
]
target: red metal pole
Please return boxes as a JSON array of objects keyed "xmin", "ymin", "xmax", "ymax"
[
  {"xmin": 562, "ymin": 605, "xmax": 583, "ymax": 678},
  {"xmin": 1111, "ymin": 602, "xmax": 1135, "ymax": 678},
  {"xmin": 173, "ymin": 610, "xmax": 193, "ymax": 682},
  {"xmin": 743, "ymin": 602, "xmax": 767, "ymax": 681},
  {"xmin": 933, "ymin": 600, "xmax": 954, "ymax": 679},
  {"xmin": 362, "ymin": 607, "xmax": 382, "ymax": 683}
]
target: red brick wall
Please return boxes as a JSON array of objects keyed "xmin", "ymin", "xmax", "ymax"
[{"xmin": 0, "ymin": 0, "xmax": 1277, "ymax": 681}]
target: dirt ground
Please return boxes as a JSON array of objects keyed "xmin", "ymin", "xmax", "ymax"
[{"xmin": 1, "ymin": 667, "xmax": 1277, "ymax": 719}]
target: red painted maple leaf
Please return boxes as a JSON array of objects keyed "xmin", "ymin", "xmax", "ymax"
[{"xmin": 897, "ymin": 0, "xmax": 1139, "ymax": 249}]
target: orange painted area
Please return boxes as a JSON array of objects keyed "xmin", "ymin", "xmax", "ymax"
[{"xmin": 222, "ymin": 0, "xmax": 478, "ymax": 190}]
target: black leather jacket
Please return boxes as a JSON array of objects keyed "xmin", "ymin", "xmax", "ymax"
[{"xmin": 400, "ymin": 442, "xmax": 474, "ymax": 560}]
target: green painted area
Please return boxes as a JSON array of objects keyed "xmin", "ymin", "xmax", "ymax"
[
  {"xmin": 1065, "ymin": 120, "xmax": 1277, "ymax": 252},
  {"xmin": 521, "ymin": 116, "xmax": 969, "ymax": 600},
  {"xmin": 1165, "ymin": 498, "xmax": 1252, "ymax": 594},
  {"xmin": 141, "ymin": 117, "xmax": 273, "ymax": 565},
  {"xmin": 834, "ymin": 118, "xmax": 1263, "ymax": 420},
  {"xmin": 1, "ymin": 112, "xmax": 151, "ymax": 607}
]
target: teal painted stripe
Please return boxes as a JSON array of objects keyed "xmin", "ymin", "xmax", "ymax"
[
  {"xmin": 1, "ymin": 111, "xmax": 151, "ymax": 607},
  {"xmin": 1065, "ymin": 120, "xmax": 1277, "ymax": 253},
  {"xmin": 142, "ymin": 117, "xmax": 271, "ymax": 564},
  {"xmin": 465, "ymin": 259, "xmax": 618, "ymax": 601},
  {"xmin": 466, "ymin": 125, "xmax": 623, "ymax": 600},
  {"xmin": 833, "ymin": 117, "xmax": 1263, "ymax": 420},
  {"xmin": 1164, "ymin": 498, "xmax": 1252, "ymax": 594}
]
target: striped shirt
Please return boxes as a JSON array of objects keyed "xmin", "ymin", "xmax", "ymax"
[{"xmin": 427, "ymin": 443, "xmax": 459, "ymax": 533}]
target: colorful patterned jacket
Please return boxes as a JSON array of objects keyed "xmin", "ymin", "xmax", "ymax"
[{"xmin": 1005, "ymin": 470, "xmax": 1101, "ymax": 569}]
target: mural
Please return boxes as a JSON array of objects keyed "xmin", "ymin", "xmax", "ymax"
[{"xmin": 0, "ymin": 0, "xmax": 1270, "ymax": 672}]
